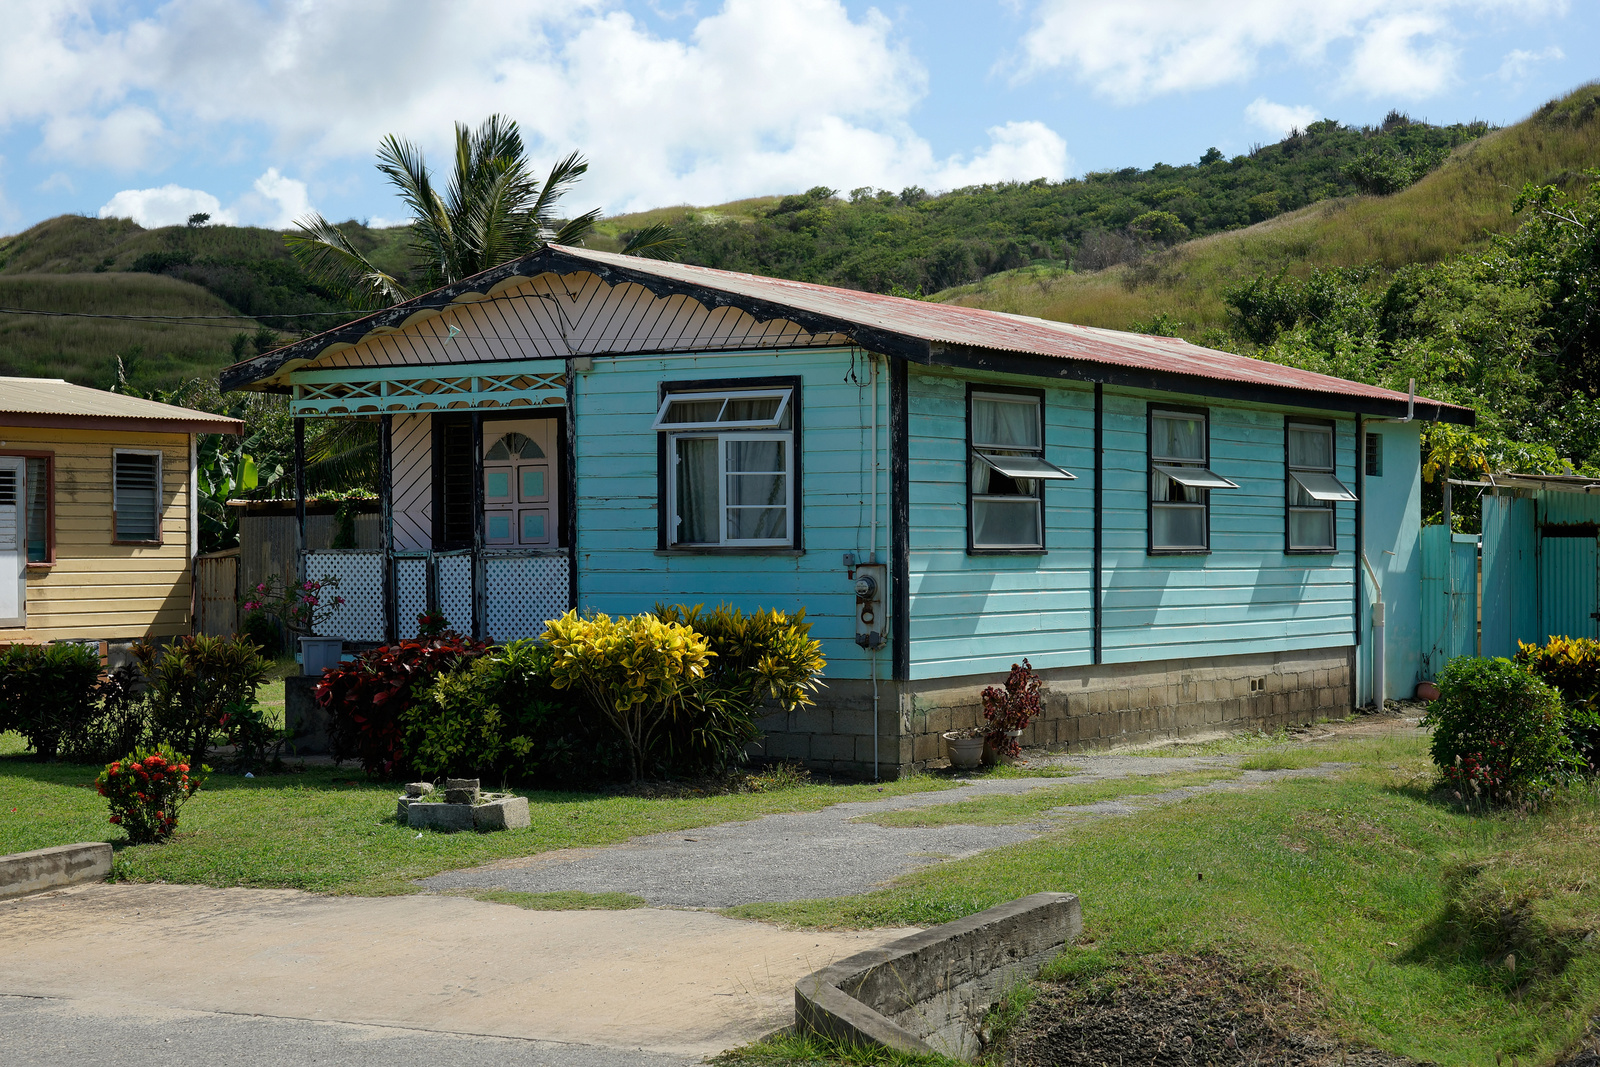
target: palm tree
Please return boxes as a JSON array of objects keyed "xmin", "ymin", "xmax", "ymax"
[{"xmin": 287, "ymin": 114, "xmax": 677, "ymax": 310}]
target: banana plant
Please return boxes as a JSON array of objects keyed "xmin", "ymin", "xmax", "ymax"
[{"xmin": 196, "ymin": 438, "xmax": 259, "ymax": 553}]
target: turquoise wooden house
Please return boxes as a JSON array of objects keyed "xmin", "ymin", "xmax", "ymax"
[{"xmin": 220, "ymin": 247, "xmax": 1473, "ymax": 777}]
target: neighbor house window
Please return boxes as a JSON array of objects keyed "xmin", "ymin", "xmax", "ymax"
[
  {"xmin": 656, "ymin": 382, "xmax": 797, "ymax": 548},
  {"xmin": 24, "ymin": 457, "xmax": 50, "ymax": 563},
  {"xmin": 1286, "ymin": 419, "xmax": 1357, "ymax": 552},
  {"xmin": 968, "ymin": 388, "xmax": 1074, "ymax": 551},
  {"xmin": 1149, "ymin": 407, "xmax": 1236, "ymax": 553},
  {"xmin": 1365, "ymin": 432, "xmax": 1383, "ymax": 477},
  {"xmin": 113, "ymin": 450, "xmax": 162, "ymax": 543}
]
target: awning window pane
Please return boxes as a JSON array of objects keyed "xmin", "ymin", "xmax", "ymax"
[
  {"xmin": 654, "ymin": 390, "xmax": 791, "ymax": 430},
  {"xmin": 1288, "ymin": 425, "xmax": 1333, "ymax": 469},
  {"xmin": 1290, "ymin": 470, "xmax": 1357, "ymax": 502},
  {"xmin": 974, "ymin": 497, "xmax": 1041, "ymax": 547},
  {"xmin": 1154, "ymin": 464, "xmax": 1238, "ymax": 489},
  {"xmin": 974, "ymin": 451, "xmax": 1075, "ymax": 480},
  {"xmin": 1290, "ymin": 508, "xmax": 1334, "ymax": 549},
  {"xmin": 1153, "ymin": 504, "xmax": 1206, "ymax": 549}
]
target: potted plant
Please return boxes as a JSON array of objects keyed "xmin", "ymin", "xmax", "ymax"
[
  {"xmin": 241, "ymin": 574, "xmax": 347, "ymax": 676},
  {"xmin": 942, "ymin": 726, "xmax": 985, "ymax": 770},
  {"xmin": 982, "ymin": 659, "xmax": 1043, "ymax": 764}
]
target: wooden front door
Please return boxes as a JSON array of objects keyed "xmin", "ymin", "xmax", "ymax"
[{"xmin": 482, "ymin": 418, "xmax": 559, "ymax": 549}]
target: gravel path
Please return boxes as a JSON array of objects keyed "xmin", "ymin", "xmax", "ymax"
[{"xmin": 419, "ymin": 752, "xmax": 1348, "ymax": 908}]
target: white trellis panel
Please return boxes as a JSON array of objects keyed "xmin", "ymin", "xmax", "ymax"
[
  {"xmin": 305, "ymin": 551, "xmax": 386, "ymax": 642},
  {"xmin": 395, "ymin": 556, "xmax": 429, "ymax": 640},
  {"xmin": 484, "ymin": 554, "xmax": 570, "ymax": 641},
  {"xmin": 436, "ymin": 552, "xmax": 473, "ymax": 635}
]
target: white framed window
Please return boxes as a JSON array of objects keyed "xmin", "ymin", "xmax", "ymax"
[
  {"xmin": 968, "ymin": 389, "xmax": 1074, "ymax": 551},
  {"xmin": 113, "ymin": 449, "xmax": 163, "ymax": 544},
  {"xmin": 1149, "ymin": 407, "xmax": 1236, "ymax": 553},
  {"xmin": 1286, "ymin": 420, "xmax": 1357, "ymax": 552},
  {"xmin": 653, "ymin": 388, "xmax": 791, "ymax": 431},
  {"xmin": 662, "ymin": 383, "xmax": 796, "ymax": 548}
]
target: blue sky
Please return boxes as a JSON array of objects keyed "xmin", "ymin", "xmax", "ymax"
[{"xmin": 0, "ymin": 1, "xmax": 1593, "ymax": 236}]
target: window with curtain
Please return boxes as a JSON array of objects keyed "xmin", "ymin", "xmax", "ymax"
[
  {"xmin": 24, "ymin": 457, "xmax": 49, "ymax": 563},
  {"xmin": 661, "ymin": 384, "xmax": 795, "ymax": 547},
  {"xmin": 968, "ymin": 391, "xmax": 1073, "ymax": 550},
  {"xmin": 113, "ymin": 451, "xmax": 161, "ymax": 543},
  {"xmin": 1149, "ymin": 408, "xmax": 1236, "ymax": 552},
  {"xmin": 1286, "ymin": 420, "xmax": 1357, "ymax": 551}
]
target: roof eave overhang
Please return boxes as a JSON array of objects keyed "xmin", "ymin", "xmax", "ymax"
[
  {"xmin": 922, "ymin": 343, "xmax": 1475, "ymax": 424},
  {"xmin": 1, "ymin": 413, "xmax": 245, "ymax": 435}
]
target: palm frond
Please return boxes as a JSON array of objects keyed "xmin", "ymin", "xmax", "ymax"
[
  {"xmin": 284, "ymin": 214, "xmax": 411, "ymax": 310},
  {"xmin": 620, "ymin": 222, "xmax": 684, "ymax": 260},
  {"xmin": 551, "ymin": 208, "xmax": 602, "ymax": 247},
  {"xmin": 528, "ymin": 150, "xmax": 590, "ymax": 233}
]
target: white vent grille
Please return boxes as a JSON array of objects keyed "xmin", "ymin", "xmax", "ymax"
[{"xmin": 114, "ymin": 453, "xmax": 160, "ymax": 541}]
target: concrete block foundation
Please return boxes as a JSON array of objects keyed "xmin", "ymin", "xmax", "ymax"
[{"xmin": 755, "ymin": 646, "xmax": 1354, "ymax": 780}]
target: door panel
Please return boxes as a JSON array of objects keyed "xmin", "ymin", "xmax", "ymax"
[
  {"xmin": 0, "ymin": 456, "xmax": 24, "ymax": 627},
  {"xmin": 482, "ymin": 418, "xmax": 559, "ymax": 548},
  {"xmin": 1539, "ymin": 534, "xmax": 1599, "ymax": 641}
]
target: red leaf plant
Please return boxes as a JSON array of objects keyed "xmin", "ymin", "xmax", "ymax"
[{"xmin": 981, "ymin": 659, "xmax": 1043, "ymax": 759}]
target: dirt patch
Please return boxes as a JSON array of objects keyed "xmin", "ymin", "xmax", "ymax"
[{"xmin": 1000, "ymin": 954, "xmax": 1411, "ymax": 1067}]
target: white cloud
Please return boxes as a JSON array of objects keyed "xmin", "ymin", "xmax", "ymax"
[
  {"xmin": 98, "ymin": 167, "xmax": 315, "ymax": 229},
  {"xmin": 1245, "ymin": 98, "xmax": 1322, "ymax": 137},
  {"xmin": 231, "ymin": 167, "xmax": 313, "ymax": 229},
  {"xmin": 1013, "ymin": 0, "xmax": 1567, "ymax": 103},
  {"xmin": 98, "ymin": 184, "xmax": 230, "ymax": 228},
  {"xmin": 1497, "ymin": 45, "xmax": 1563, "ymax": 82},
  {"xmin": 3, "ymin": 0, "xmax": 1072, "ymax": 214}
]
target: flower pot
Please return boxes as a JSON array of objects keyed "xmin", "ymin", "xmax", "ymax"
[
  {"xmin": 1416, "ymin": 681, "xmax": 1440, "ymax": 702},
  {"xmin": 299, "ymin": 636, "xmax": 346, "ymax": 677},
  {"xmin": 943, "ymin": 732, "xmax": 985, "ymax": 770},
  {"xmin": 983, "ymin": 729, "xmax": 1026, "ymax": 766}
]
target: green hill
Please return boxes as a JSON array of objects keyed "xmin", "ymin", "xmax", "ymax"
[
  {"xmin": 936, "ymin": 84, "xmax": 1600, "ymax": 336},
  {"xmin": 0, "ymin": 216, "xmax": 413, "ymax": 390}
]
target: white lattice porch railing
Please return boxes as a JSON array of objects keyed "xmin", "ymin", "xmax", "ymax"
[
  {"xmin": 484, "ymin": 552, "xmax": 570, "ymax": 642},
  {"xmin": 304, "ymin": 551, "xmax": 386, "ymax": 642}
]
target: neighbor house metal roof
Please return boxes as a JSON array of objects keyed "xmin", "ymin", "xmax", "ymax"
[
  {"xmin": 219, "ymin": 244, "xmax": 1473, "ymax": 423},
  {"xmin": 0, "ymin": 377, "xmax": 244, "ymax": 434}
]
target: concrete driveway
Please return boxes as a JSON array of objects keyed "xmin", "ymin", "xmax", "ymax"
[{"xmin": 0, "ymin": 883, "xmax": 914, "ymax": 1065}]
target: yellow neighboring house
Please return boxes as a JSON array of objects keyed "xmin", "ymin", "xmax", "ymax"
[{"xmin": 0, "ymin": 377, "xmax": 243, "ymax": 647}]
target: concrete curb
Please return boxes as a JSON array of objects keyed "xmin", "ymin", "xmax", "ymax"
[
  {"xmin": 794, "ymin": 891, "xmax": 1081, "ymax": 1060},
  {"xmin": 0, "ymin": 843, "xmax": 113, "ymax": 901}
]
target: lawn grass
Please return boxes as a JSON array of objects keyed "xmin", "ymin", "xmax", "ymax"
[
  {"xmin": 726, "ymin": 736, "xmax": 1600, "ymax": 1066},
  {"xmin": 711, "ymin": 1032, "xmax": 960, "ymax": 1067},
  {"xmin": 853, "ymin": 768, "xmax": 1242, "ymax": 828},
  {"xmin": 0, "ymin": 755, "xmax": 954, "ymax": 896}
]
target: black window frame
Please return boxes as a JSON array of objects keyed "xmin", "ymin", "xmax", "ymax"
[
  {"xmin": 966, "ymin": 382, "xmax": 1052, "ymax": 556},
  {"xmin": 655, "ymin": 374, "xmax": 804, "ymax": 555},
  {"xmin": 1284, "ymin": 416, "xmax": 1341, "ymax": 555},
  {"xmin": 1147, "ymin": 403, "xmax": 1215, "ymax": 556}
]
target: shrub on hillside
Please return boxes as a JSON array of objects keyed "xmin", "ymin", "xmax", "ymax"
[
  {"xmin": 319, "ymin": 636, "xmax": 487, "ymax": 776},
  {"xmin": 0, "ymin": 642, "xmax": 103, "ymax": 760},
  {"xmin": 1424, "ymin": 657, "xmax": 1583, "ymax": 803},
  {"xmin": 1515, "ymin": 636, "xmax": 1600, "ymax": 770}
]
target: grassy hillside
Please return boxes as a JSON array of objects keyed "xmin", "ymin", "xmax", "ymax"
[
  {"xmin": 937, "ymin": 84, "xmax": 1600, "ymax": 337},
  {"xmin": 0, "ymin": 273, "xmax": 264, "ymax": 390}
]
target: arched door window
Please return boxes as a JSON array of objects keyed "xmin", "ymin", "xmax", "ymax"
[{"xmin": 483, "ymin": 419, "xmax": 557, "ymax": 547}]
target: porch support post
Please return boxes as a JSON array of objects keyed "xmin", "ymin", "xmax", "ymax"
[
  {"xmin": 293, "ymin": 416, "xmax": 306, "ymax": 582},
  {"xmin": 470, "ymin": 411, "xmax": 484, "ymax": 641},
  {"xmin": 380, "ymin": 414, "xmax": 395, "ymax": 644},
  {"xmin": 564, "ymin": 360, "xmax": 578, "ymax": 613}
]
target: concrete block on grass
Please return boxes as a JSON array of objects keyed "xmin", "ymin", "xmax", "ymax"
[
  {"xmin": 473, "ymin": 796, "xmax": 530, "ymax": 831},
  {"xmin": 407, "ymin": 802, "xmax": 476, "ymax": 833}
]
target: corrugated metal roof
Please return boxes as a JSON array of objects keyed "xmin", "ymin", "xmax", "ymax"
[
  {"xmin": 0, "ymin": 377, "xmax": 244, "ymax": 432},
  {"xmin": 220, "ymin": 244, "xmax": 1471, "ymax": 421}
]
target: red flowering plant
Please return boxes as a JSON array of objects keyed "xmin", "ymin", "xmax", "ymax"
[
  {"xmin": 981, "ymin": 659, "xmax": 1043, "ymax": 759},
  {"xmin": 240, "ymin": 574, "xmax": 346, "ymax": 636},
  {"xmin": 317, "ymin": 636, "xmax": 487, "ymax": 776},
  {"xmin": 95, "ymin": 746, "xmax": 206, "ymax": 844},
  {"xmin": 415, "ymin": 609, "xmax": 449, "ymax": 638}
]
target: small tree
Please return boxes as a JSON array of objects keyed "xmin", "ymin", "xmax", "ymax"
[{"xmin": 143, "ymin": 635, "xmax": 270, "ymax": 768}]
